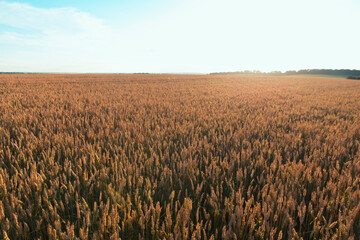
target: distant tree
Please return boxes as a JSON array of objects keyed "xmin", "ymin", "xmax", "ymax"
[
  {"xmin": 284, "ymin": 71, "xmax": 297, "ymax": 75},
  {"xmin": 347, "ymin": 75, "xmax": 360, "ymax": 80}
]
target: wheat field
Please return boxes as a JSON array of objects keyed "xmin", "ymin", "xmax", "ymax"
[{"xmin": 0, "ymin": 74, "xmax": 359, "ymax": 239}]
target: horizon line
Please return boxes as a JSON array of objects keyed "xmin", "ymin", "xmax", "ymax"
[{"xmin": 1, "ymin": 68, "xmax": 360, "ymax": 75}]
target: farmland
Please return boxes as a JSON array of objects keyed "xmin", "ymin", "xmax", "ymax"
[{"xmin": 0, "ymin": 74, "xmax": 360, "ymax": 239}]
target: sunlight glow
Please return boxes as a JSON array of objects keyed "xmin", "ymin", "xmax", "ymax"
[{"xmin": 0, "ymin": 0, "xmax": 359, "ymax": 72}]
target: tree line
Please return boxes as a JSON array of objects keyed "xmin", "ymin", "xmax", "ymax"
[{"xmin": 211, "ymin": 69, "xmax": 360, "ymax": 78}]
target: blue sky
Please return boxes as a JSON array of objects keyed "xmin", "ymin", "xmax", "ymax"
[{"xmin": 0, "ymin": 0, "xmax": 359, "ymax": 73}]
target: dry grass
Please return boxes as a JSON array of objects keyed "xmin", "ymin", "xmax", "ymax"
[{"xmin": 0, "ymin": 74, "xmax": 360, "ymax": 239}]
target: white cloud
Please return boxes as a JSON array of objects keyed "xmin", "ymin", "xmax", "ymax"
[
  {"xmin": 0, "ymin": 2, "xmax": 110, "ymax": 35},
  {"xmin": 0, "ymin": 1, "xmax": 119, "ymax": 72}
]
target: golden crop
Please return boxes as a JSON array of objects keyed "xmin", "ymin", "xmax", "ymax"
[{"xmin": 0, "ymin": 74, "xmax": 359, "ymax": 239}]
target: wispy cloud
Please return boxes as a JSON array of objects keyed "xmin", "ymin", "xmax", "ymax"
[
  {"xmin": 0, "ymin": 1, "xmax": 110, "ymax": 35},
  {"xmin": 0, "ymin": 1, "xmax": 168, "ymax": 72},
  {"xmin": 0, "ymin": 1, "xmax": 120, "ymax": 72}
]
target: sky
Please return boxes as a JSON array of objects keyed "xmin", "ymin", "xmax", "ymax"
[{"xmin": 0, "ymin": 0, "xmax": 359, "ymax": 73}]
